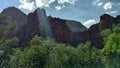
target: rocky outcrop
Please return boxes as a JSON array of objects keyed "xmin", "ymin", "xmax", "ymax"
[
  {"xmin": 100, "ymin": 14, "xmax": 115, "ymax": 31},
  {"xmin": 115, "ymin": 15, "xmax": 120, "ymax": 24},
  {"xmin": 88, "ymin": 23, "xmax": 103, "ymax": 48},
  {"xmin": 37, "ymin": 8, "xmax": 53, "ymax": 38},
  {"xmin": 26, "ymin": 9, "xmax": 40, "ymax": 41},
  {"xmin": 1, "ymin": 7, "xmax": 27, "ymax": 44},
  {"xmin": 26, "ymin": 8, "xmax": 53, "ymax": 42},
  {"xmin": 66, "ymin": 20, "xmax": 89, "ymax": 46},
  {"xmin": 48, "ymin": 16, "xmax": 71, "ymax": 44},
  {"xmin": 48, "ymin": 16, "xmax": 88, "ymax": 46},
  {"xmin": 88, "ymin": 14, "xmax": 120, "ymax": 48},
  {"xmin": 100, "ymin": 14, "xmax": 120, "ymax": 31},
  {"xmin": 1, "ymin": 7, "xmax": 120, "ymax": 48}
]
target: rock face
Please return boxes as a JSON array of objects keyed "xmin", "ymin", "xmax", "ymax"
[
  {"xmin": 100, "ymin": 14, "xmax": 120, "ymax": 31},
  {"xmin": 1, "ymin": 7, "xmax": 120, "ymax": 48},
  {"xmin": 115, "ymin": 15, "xmax": 120, "ymax": 24},
  {"xmin": 37, "ymin": 8, "xmax": 53, "ymax": 38},
  {"xmin": 26, "ymin": 10, "xmax": 88, "ymax": 46},
  {"xmin": 1, "ymin": 7, "xmax": 27, "ymax": 44},
  {"xmin": 48, "ymin": 16, "xmax": 70, "ymax": 43},
  {"xmin": 88, "ymin": 14, "xmax": 120, "ymax": 48},
  {"xmin": 88, "ymin": 23, "xmax": 103, "ymax": 48},
  {"xmin": 26, "ymin": 9, "xmax": 40, "ymax": 41},
  {"xmin": 100, "ymin": 14, "xmax": 115, "ymax": 31},
  {"xmin": 26, "ymin": 8, "xmax": 53, "ymax": 42},
  {"xmin": 48, "ymin": 16, "xmax": 88, "ymax": 46}
]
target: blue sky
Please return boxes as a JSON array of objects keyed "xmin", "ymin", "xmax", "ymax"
[{"xmin": 0, "ymin": 0, "xmax": 120, "ymax": 28}]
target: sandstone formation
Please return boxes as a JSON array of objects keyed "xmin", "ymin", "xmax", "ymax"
[
  {"xmin": 48, "ymin": 16, "xmax": 88, "ymax": 46},
  {"xmin": 88, "ymin": 14, "xmax": 120, "ymax": 48},
  {"xmin": 1, "ymin": 7, "xmax": 120, "ymax": 48},
  {"xmin": 26, "ymin": 8, "xmax": 53, "ymax": 43},
  {"xmin": 88, "ymin": 23, "xmax": 103, "ymax": 48},
  {"xmin": 100, "ymin": 14, "xmax": 115, "ymax": 31},
  {"xmin": 100, "ymin": 14, "xmax": 120, "ymax": 31},
  {"xmin": 1, "ymin": 7, "xmax": 27, "ymax": 44}
]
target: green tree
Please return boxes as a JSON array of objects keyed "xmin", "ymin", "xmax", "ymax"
[
  {"xmin": 101, "ymin": 24, "xmax": 120, "ymax": 68},
  {"xmin": 100, "ymin": 29, "xmax": 112, "ymax": 41},
  {"xmin": 0, "ymin": 14, "xmax": 7, "ymax": 21},
  {"xmin": 46, "ymin": 44, "xmax": 79, "ymax": 68},
  {"xmin": 9, "ymin": 36, "xmax": 56, "ymax": 68},
  {"xmin": 0, "ymin": 13, "xmax": 17, "ymax": 68},
  {"xmin": 0, "ymin": 14, "xmax": 16, "ymax": 45},
  {"xmin": 46, "ymin": 41, "xmax": 104, "ymax": 68},
  {"xmin": 0, "ymin": 37, "xmax": 18, "ymax": 68},
  {"xmin": 77, "ymin": 42, "xmax": 104, "ymax": 68}
]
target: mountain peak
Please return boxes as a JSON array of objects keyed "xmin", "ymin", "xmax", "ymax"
[
  {"xmin": 2, "ymin": 6, "xmax": 17, "ymax": 10},
  {"xmin": 2, "ymin": 6, "xmax": 21, "ymax": 13},
  {"xmin": 1, "ymin": 6, "xmax": 27, "ymax": 44},
  {"xmin": 34, "ymin": 8, "xmax": 46, "ymax": 14},
  {"xmin": 100, "ymin": 14, "xmax": 113, "ymax": 19},
  {"xmin": 26, "ymin": 7, "xmax": 53, "ymax": 39},
  {"xmin": 1, "ymin": 6, "xmax": 27, "ymax": 25},
  {"xmin": 100, "ymin": 14, "xmax": 116, "ymax": 31},
  {"xmin": 36, "ymin": 8, "xmax": 45, "ymax": 11}
]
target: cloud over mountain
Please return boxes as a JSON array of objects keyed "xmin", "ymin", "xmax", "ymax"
[
  {"xmin": 93, "ymin": 0, "xmax": 103, "ymax": 6},
  {"xmin": 104, "ymin": 2, "xmax": 113, "ymax": 11},
  {"xmin": 19, "ymin": 0, "xmax": 35, "ymax": 11},
  {"xmin": 55, "ymin": 5, "xmax": 65, "ymax": 10},
  {"xmin": 98, "ymin": 2, "xmax": 103, "ymax": 6},
  {"xmin": 83, "ymin": 19, "xmax": 97, "ymax": 28},
  {"xmin": 35, "ymin": 0, "xmax": 55, "ymax": 7},
  {"xmin": 57, "ymin": 0, "xmax": 77, "ymax": 5},
  {"xmin": 106, "ymin": 11, "xmax": 118, "ymax": 14},
  {"xmin": 18, "ymin": 0, "xmax": 77, "ymax": 11}
]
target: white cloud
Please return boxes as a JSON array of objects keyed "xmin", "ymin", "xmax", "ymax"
[
  {"xmin": 55, "ymin": 5, "xmax": 65, "ymax": 10},
  {"xmin": 19, "ymin": 0, "xmax": 55, "ymax": 10},
  {"xmin": 106, "ymin": 12, "xmax": 109, "ymax": 14},
  {"xmin": 104, "ymin": 2, "xmax": 113, "ymax": 11},
  {"xmin": 35, "ymin": 0, "xmax": 55, "ymax": 7},
  {"xmin": 109, "ymin": 11, "xmax": 118, "ymax": 14},
  {"xmin": 106, "ymin": 11, "xmax": 118, "ymax": 14},
  {"xmin": 93, "ymin": 0, "xmax": 101, "ymax": 5},
  {"xmin": 55, "ymin": 0, "xmax": 77, "ymax": 10},
  {"xmin": 83, "ymin": 19, "xmax": 97, "ymax": 28},
  {"xmin": 57, "ymin": 0, "xmax": 77, "ymax": 5},
  {"xmin": 55, "ymin": 6, "xmax": 62, "ymax": 10},
  {"xmin": 93, "ymin": 0, "xmax": 103, "ymax": 7},
  {"xmin": 98, "ymin": 2, "xmax": 103, "ymax": 6},
  {"xmin": 18, "ymin": 0, "xmax": 78, "ymax": 11},
  {"xmin": 19, "ymin": 0, "xmax": 35, "ymax": 11}
]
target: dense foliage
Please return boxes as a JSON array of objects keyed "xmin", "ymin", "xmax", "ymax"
[
  {"xmin": 101, "ymin": 24, "xmax": 120, "ymax": 68},
  {"xmin": 0, "ymin": 14, "xmax": 120, "ymax": 68}
]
